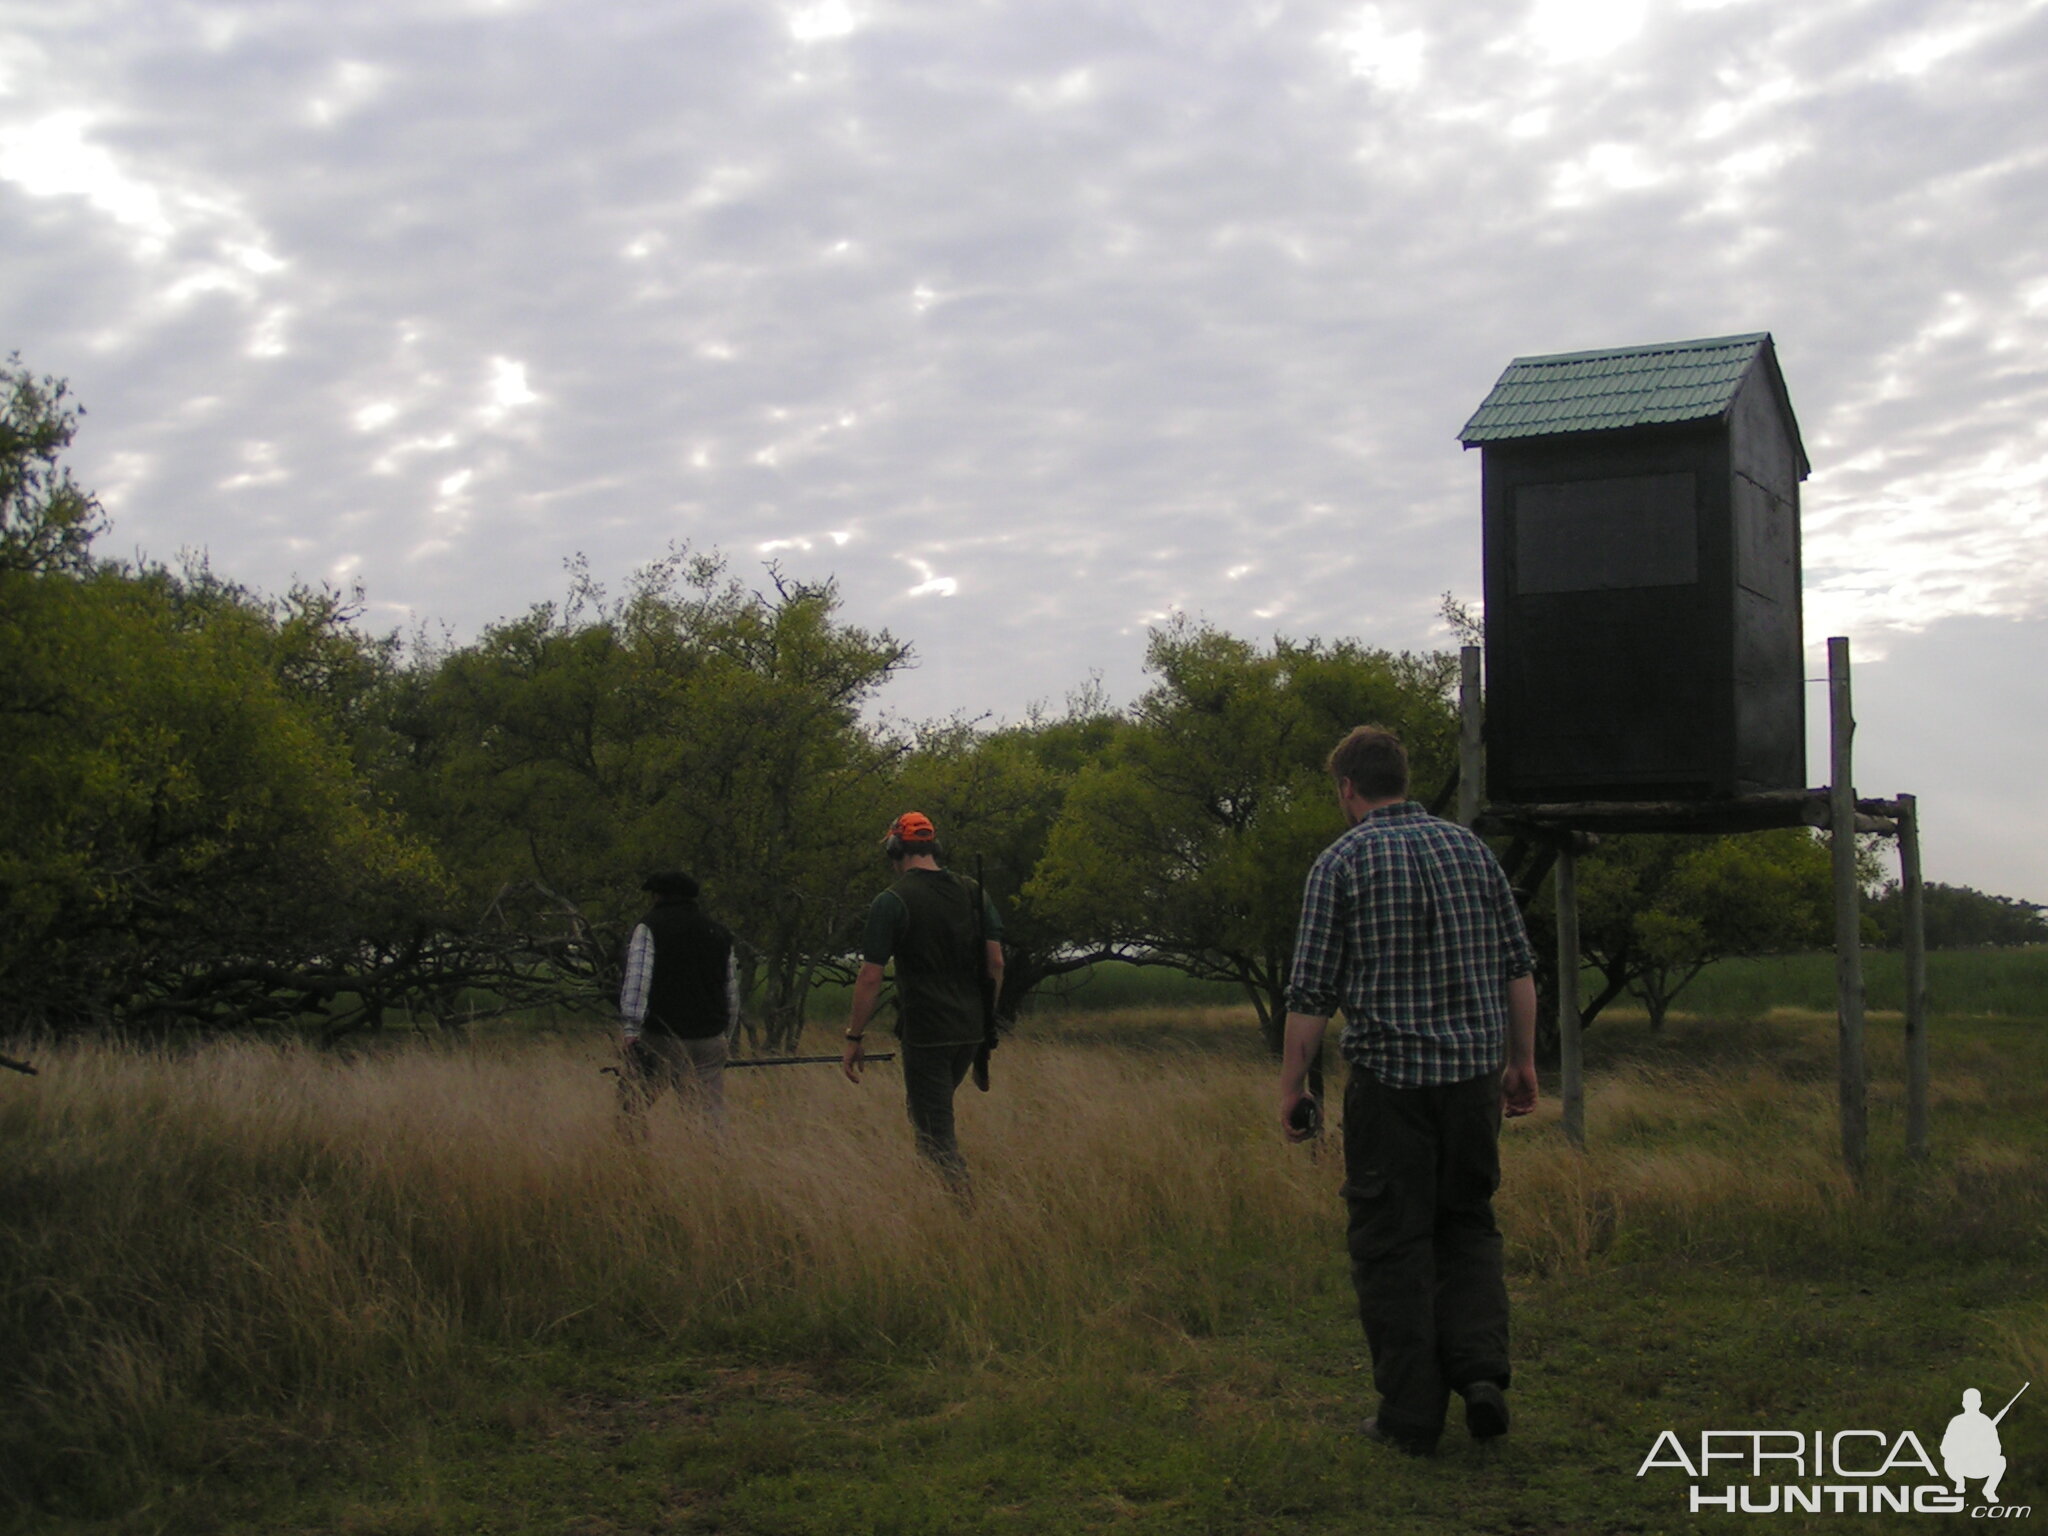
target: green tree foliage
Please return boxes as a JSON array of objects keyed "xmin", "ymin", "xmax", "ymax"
[
  {"xmin": 0, "ymin": 363, "xmax": 454, "ymax": 1039},
  {"xmin": 0, "ymin": 562, "xmax": 447, "ymax": 1033},
  {"xmin": 1866, "ymin": 881, "xmax": 2048, "ymax": 949},
  {"xmin": 1544, "ymin": 828, "xmax": 1837, "ymax": 1031},
  {"xmin": 395, "ymin": 552, "xmax": 910, "ymax": 1050},
  {"xmin": 1, "ymin": 357, "xmax": 104, "ymax": 576},
  {"xmin": 1029, "ymin": 618, "xmax": 1459, "ymax": 1052}
]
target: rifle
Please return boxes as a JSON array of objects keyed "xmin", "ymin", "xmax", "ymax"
[
  {"xmin": 971, "ymin": 853, "xmax": 997, "ymax": 1092},
  {"xmin": 731, "ymin": 1052, "xmax": 895, "ymax": 1068},
  {"xmin": 603, "ymin": 1047, "xmax": 895, "ymax": 1076},
  {"xmin": 1993, "ymin": 1382, "xmax": 2030, "ymax": 1425}
]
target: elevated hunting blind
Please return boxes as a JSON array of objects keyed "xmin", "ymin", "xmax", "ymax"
[{"xmin": 1460, "ymin": 332, "xmax": 1809, "ymax": 802}]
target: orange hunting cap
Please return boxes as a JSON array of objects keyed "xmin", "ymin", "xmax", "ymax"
[{"xmin": 886, "ymin": 811, "xmax": 938, "ymax": 846}]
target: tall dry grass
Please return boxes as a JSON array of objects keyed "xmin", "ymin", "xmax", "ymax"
[
  {"xmin": 1499, "ymin": 1010, "xmax": 2048, "ymax": 1278},
  {"xmin": 0, "ymin": 1022, "xmax": 1332, "ymax": 1501},
  {"xmin": 5, "ymin": 1005, "xmax": 2043, "ymax": 1510}
]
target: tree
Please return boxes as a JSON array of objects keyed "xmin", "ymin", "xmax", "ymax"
[
  {"xmin": 0, "ymin": 560, "xmax": 449, "ymax": 1035},
  {"xmin": 1, "ymin": 365, "xmax": 461, "ymax": 1040},
  {"xmin": 1, "ymin": 356, "xmax": 105, "ymax": 577},
  {"xmin": 394, "ymin": 551, "xmax": 911, "ymax": 1050},
  {"xmin": 1535, "ymin": 828, "xmax": 1838, "ymax": 1033},
  {"xmin": 1029, "ymin": 618, "xmax": 1459, "ymax": 1053},
  {"xmin": 1866, "ymin": 881, "xmax": 2048, "ymax": 949}
]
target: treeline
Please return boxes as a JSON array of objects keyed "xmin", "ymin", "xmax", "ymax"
[
  {"xmin": 1, "ymin": 359, "xmax": 1466, "ymax": 1053},
  {"xmin": 1867, "ymin": 882, "xmax": 2048, "ymax": 949},
  {"xmin": 3, "ymin": 361, "xmax": 2031, "ymax": 1058}
]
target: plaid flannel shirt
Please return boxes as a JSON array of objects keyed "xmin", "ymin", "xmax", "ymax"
[{"xmin": 1285, "ymin": 800, "xmax": 1535, "ymax": 1087}]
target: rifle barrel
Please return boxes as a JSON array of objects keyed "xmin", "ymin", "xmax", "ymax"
[{"xmin": 728, "ymin": 1053, "xmax": 895, "ymax": 1068}]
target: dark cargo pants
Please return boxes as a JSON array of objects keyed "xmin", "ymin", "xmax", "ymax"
[
  {"xmin": 1342, "ymin": 1065, "xmax": 1511, "ymax": 1444},
  {"xmin": 903, "ymin": 1042, "xmax": 977, "ymax": 1189}
]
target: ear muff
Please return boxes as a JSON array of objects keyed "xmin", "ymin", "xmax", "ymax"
[{"xmin": 883, "ymin": 811, "xmax": 936, "ymax": 859}]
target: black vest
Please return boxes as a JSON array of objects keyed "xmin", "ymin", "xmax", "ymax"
[
  {"xmin": 637, "ymin": 897, "xmax": 734, "ymax": 1039},
  {"xmin": 889, "ymin": 870, "xmax": 986, "ymax": 1047}
]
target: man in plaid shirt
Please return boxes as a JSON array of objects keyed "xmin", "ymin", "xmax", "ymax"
[
  {"xmin": 618, "ymin": 871, "xmax": 740, "ymax": 1131},
  {"xmin": 1278, "ymin": 726, "xmax": 1538, "ymax": 1456}
]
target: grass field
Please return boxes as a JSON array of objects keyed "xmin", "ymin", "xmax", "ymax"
[
  {"xmin": 3, "ymin": 965, "xmax": 2044, "ymax": 1534},
  {"xmin": 1676, "ymin": 946, "xmax": 2048, "ymax": 1023}
]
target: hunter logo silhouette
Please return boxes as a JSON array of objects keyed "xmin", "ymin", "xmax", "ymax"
[
  {"xmin": 1635, "ymin": 1378, "xmax": 2034, "ymax": 1515},
  {"xmin": 1942, "ymin": 1383, "xmax": 2026, "ymax": 1504}
]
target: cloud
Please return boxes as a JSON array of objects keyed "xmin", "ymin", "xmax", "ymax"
[
  {"xmin": 0, "ymin": 110, "xmax": 175, "ymax": 244},
  {"xmin": 788, "ymin": 0, "xmax": 862, "ymax": 45},
  {"xmin": 3, "ymin": 0, "xmax": 2046, "ymax": 894}
]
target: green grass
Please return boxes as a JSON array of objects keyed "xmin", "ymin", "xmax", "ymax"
[
  {"xmin": 5, "ymin": 986, "xmax": 2045, "ymax": 1535},
  {"xmin": 1014, "ymin": 963, "xmax": 1251, "ymax": 1014},
  {"xmin": 1673, "ymin": 945, "xmax": 2048, "ymax": 1021}
]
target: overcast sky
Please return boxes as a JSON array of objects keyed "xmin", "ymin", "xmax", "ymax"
[{"xmin": 3, "ymin": 0, "xmax": 2044, "ymax": 902}]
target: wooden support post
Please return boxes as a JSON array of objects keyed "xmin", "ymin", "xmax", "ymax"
[
  {"xmin": 1459, "ymin": 646, "xmax": 1483, "ymax": 829},
  {"xmin": 1556, "ymin": 839, "xmax": 1585, "ymax": 1150},
  {"xmin": 1828, "ymin": 637, "xmax": 1868, "ymax": 1186},
  {"xmin": 1899, "ymin": 793, "xmax": 1929, "ymax": 1160}
]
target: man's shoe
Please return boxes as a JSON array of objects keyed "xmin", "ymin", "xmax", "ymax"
[
  {"xmin": 1460, "ymin": 1381, "xmax": 1510, "ymax": 1440},
  {"xmin": 1360, "ymin": 1417, "xmax": 1437, "ymax": 1457}
]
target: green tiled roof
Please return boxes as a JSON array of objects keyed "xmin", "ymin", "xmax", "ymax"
[{"xmin": 1458, "ymin": 332, "xmax": 1778, "ymax": 445}]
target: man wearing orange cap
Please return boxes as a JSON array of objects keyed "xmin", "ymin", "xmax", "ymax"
[{"xmin": 841, "ymin": 812, "xmax": 1004, "ymax": 1188}]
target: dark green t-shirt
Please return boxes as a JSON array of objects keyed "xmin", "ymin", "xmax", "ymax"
[{"xmin": 861, "ymin": 868, "xmax": 1002, "ymax": 1048}]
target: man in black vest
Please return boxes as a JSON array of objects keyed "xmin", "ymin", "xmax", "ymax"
[
  {"xmin": 618, "ymin": 870, "xmax": 739, "ymax": 1130},
  {"xmin": 840, "ymin": 812, "xmax": 1003, "ymax": 1188}
]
